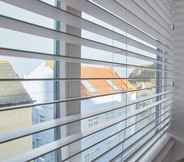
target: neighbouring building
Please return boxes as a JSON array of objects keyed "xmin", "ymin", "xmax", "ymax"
[
  {"xmin": 0, "ymin": 61, "xmax": 33, "ymax": 161},
  {"xmin": 25, "ymin": 61, "xmax": 139, "ymax": 162}
]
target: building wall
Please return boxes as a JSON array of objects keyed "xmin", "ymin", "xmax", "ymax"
[
  {"xmin": 0, "ymin": 61, "xmax": 32, "ymax": 161},
  {"xmin": 0, "ymin": 109, "xmax": 32, "ymax": 161}
]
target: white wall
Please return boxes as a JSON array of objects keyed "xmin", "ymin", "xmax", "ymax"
[
  {"xmin": 157, "ymin": 140, "xmax": 184, "ymax": 162},
  {"xmin": 168, "ymin": 0, "xmax": 184, "ymax": 161},
  {"xmin": 170, "ymin": 0, "xmax": 184, "ymax": 141}
]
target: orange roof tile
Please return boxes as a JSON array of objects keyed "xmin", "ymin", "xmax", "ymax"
[
  {"xmin": 46, "ymin": 61, "xmax": 135, "ymax": 96},
  {"xmin": 81, "ymin": 64, "xmax": 135, "ymax": 96}
]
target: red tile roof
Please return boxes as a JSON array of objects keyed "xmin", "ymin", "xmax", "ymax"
[{"xmin": 81, "ymin": 64, "xmax": 135, "ymax": 96}]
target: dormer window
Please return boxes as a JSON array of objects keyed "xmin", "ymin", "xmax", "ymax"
[
  {"xmin": 81, "ymin": 80, "xmax": 96, "ymax": 93},
  {"xmin": 106, "ymin": 80, "xmax": 119, "ymax": 90}
]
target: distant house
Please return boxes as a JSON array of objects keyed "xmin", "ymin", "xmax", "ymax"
[
  {"xmin": 80, "ymin": 64, "xmax": 136, "ymax": 128},
  {"xmin": 80, "ymin": 64, "xmax": 156, "ymax": 161},
  {"xmin": 0, "ymin": 61, "xmax": 33, "ymax": 161},
  {"xmin": 0, "ymin": 61, "xmax": 32, "ymax": 107},
  {"xmin": 0, "ymin": 60, "xmax": 154, "ymax": 162},
  {"xmin": 23, "ymin": 61, "xmax": 56, "ymax": 162},
  {"xmin": 128, "ymin": 66, "xmax": 156, "ymax": 131},
  {"xmin": 26, "ymin": 61, "xmax": 136, "ymax": 126},
  {"xmin": 81, "ymin": 64, "xmax": 135, "ymax": 96},
  {"xmin": 25, "ymin": 61, "xmax": 152, "ymax": 162},
  {"xmin": 80, "ymin": 64, "xmax": 137, "ymax": 162}
]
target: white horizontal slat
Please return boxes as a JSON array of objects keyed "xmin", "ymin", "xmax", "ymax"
[
  {"xmin": 146, "ymin": 0, "xmax": 171, "ymax": 26},
  {"xmin": 0, "ymin": 85, "xmax": 173, "ymax": 112},
  {"xmin": 163, "ymin": 0, "xmax": 173, "ymax": 11},
  {"xmin": 155, "ymin": 0, "xmax": 172, "ymax": 19},
  {"xmin": 0, "ymin": 48, "xmax": 169, "ymax": 71},
  {"xmin": 0, "ymin": 16, "xmax": 159, "ymax": 62},
  {"xmin": 0, "ymin": 93, "xmax": 171, "ymax": 144},
  {"xmin": 138, "ymin": 134, "xmax": 174, "ymax": 162},
  {"xmin": 110, "ymin": 125, "xmax": 170, "ymax": 162},
  {"xmin": 4, "ymin": 110, "xmax": 171, "ymax": 162},
  {"xmin": 133, "ymin": 0, "xmax": 170, "ymax": 33},
  {"xmin": 92, "ymin": 0, "xmax": 170, "ymax": 46},
  {"xmin": 1, "ymin": 0, "xmax": 172, "ymax": 49},
  {"xmin": 0, "ymin": 48, "xmax": 135, "ymax": 68},
  {"xmin": 3, "ymin": 0, "xmax": 160, "ymax": 49},
  {"xmin": 125, "ymin": 125, "xmax": 170, "ymax": 162},
  {"xmin": 1, "ymin": 0, "xmax": 157, "ymax": 55},
  {"xmin": 84, "ymin": 113, "xmax": 171, "ymax": 162}
]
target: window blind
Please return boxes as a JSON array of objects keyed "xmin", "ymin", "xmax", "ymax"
[{"xmin": 0, "ymin": 0, "xmax": 173, "ymax": 162}]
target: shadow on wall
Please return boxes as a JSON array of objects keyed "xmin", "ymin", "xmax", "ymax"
[{"xmin": 177, "ymin": 160, "xmax": 184, "ymax": 162}]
